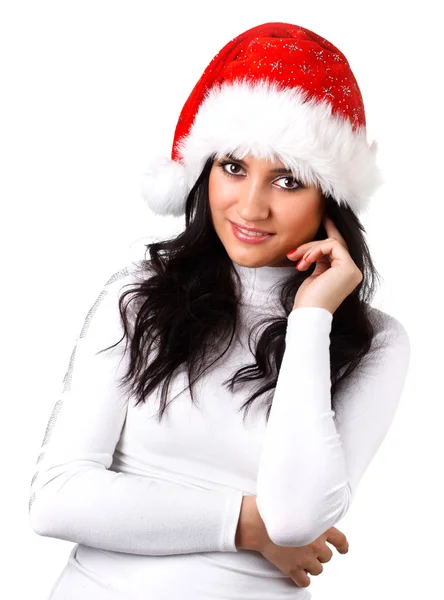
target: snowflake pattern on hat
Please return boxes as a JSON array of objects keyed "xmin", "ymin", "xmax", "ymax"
[{"xmin": 141, "ymin": 22, "xmax": 382, "ymax": 217}]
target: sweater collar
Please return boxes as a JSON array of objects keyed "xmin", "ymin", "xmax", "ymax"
[{"xmin": 232, "ymin": 261, "xmax": 295, "ymax": 306}]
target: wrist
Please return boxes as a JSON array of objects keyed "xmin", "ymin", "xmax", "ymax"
[
  {"xmin": 235, "ymin": 495, "xmax": 269, "ymax": 551},
  {"xmin": 293, "ymin": 302, "xmax": 333, "ymax": 315}
]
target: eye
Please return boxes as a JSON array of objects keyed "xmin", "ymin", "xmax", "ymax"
[
  {"xmin": 217, "ymin": 160, "xmax": 304, "ymax": 191},
  {"xmin": 218, "ymin": 161, "xmax": 244, "ymax": 176},
  {"xmin": 274, "ymin": 176, "xmax": 302, "ymax": 191}
]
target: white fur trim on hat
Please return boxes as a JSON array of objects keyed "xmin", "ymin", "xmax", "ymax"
[
  {"xmin": 140, "ymin": 156, "xmax": 188, "ymax": 217},
  {"xmin": 142, "ymin": 79, "xmax": 383, "ymax": 217}
]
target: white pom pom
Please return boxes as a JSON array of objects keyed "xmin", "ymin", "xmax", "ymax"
[{"xmin": 140, "ymin": 156, "xmax": 189, "ymax": 217}]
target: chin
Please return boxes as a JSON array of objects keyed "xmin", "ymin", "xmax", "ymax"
[{"xmin": 229, "ymin": 253, "xmax": 283, "ymax": 269}]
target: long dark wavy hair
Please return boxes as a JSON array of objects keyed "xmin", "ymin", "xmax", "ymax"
[{"xmin": 104, "ymin": 154, "xmax": 386, "ymax": 425}]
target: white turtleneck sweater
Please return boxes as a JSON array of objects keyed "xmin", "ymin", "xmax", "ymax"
[{"xmin": 29, "ymin": 259, "xmax": 410, "ymax": 600}]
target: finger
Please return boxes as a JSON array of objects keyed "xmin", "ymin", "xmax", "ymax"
[
  {"xmin": 317, "ymin": 545, "xmax": 334, "ymax": 563},
  {"xmin": 323, "ymin": 215, "xmax": 348, "ymax": 248},
  {"xmin": 305, "ymin": 559, "xmax": 324, "ymax": 577},
  {"xmin": 323, "ymin": 214, "xmax": 340, "ymax": 233},
  {"xmin": 294, "ymin": 570, "xmax": 311, "ymax": 588},
  {"xmin": 286, "ymin": 237, "xmax": 338, "ymax": 260},
  {"xmin": 327, "ymin": 537, "xmax": 349, "ymax": 554},
  {"xmin": 286, "ymin": 234, "xmax": 347, "ymax": 263},
  {"xmin": 296, "ymin": 239, "xmax": 350, "ymax": 269},
  {"xmin": 325, "ymin": 528, "xmax": 349, "ymax": 553},
  {"xmin": 286, "ymin": 241, "xmax": 321, "ymax": 261}
]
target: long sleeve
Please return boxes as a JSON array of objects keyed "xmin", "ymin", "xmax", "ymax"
[
  {"xmin": 255, "ymin": 306, "xmax": 411, "ymax": 547},
  {"xmin": 29, "ymin": 265, "xmax": 244, "ymax": 555}
]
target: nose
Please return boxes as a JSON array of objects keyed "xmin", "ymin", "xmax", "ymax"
[{"xmin": 236, "ymin": 177, "xmax": 270, "ymax": 221}]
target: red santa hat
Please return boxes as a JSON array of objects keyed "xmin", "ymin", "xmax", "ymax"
[{"xmin": 141, "ymin": 22, "xmax": 383, "ymax": 217}]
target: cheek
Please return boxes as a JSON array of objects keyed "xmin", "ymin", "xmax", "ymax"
[
  {"xmin": 279, "ymin": 203, "xmax": 321, "ymax": 239},
  {"xmin": 208, "ymin": 171, "xmax": 233, "ymax": 212},
  {"xmin": 208, "ymin": 170, "xmax": 219, "ymax": 210}
]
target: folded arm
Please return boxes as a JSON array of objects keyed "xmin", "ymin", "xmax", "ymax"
[
  {"xmin": 29, "ymin": 265, "xmax": 244, "ymax": 555},
  {"xmin": 255, "ymin": 306, "xmax": 411, "ymax": 547}
]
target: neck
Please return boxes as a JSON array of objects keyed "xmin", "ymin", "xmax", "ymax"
[{"xmin": 232, "ymin": 261, "xmax": 295, "ymax": 306}]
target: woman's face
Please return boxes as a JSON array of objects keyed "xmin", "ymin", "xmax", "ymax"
[{"xmin": 208, "ymin": 153, "xmax": 326, "ymax": 267}]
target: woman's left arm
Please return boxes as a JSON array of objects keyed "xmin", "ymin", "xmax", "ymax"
[{"xmin": 255, "ymin": 306, "xmax": 411, "ymax": 547}]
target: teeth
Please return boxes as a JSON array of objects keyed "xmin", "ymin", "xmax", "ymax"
[{"xmin": 237, "ymin": 227, "xmax": 268, "ymax": 237}]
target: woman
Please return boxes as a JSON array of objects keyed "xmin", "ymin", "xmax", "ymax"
[{"xmin": 29, "ymin": 22, "xmax": 411, "ymax": 599}]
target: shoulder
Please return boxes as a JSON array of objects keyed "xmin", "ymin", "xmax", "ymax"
[
  {"xmin": 363, "ymin": 305, "xmax": 411, "ymax": 370},
  {"xmin": 103, "ymin": 258, "xmax": 153, "ymax": 290},
  {"xmin": 366, "ymin": 305, "xmax": 410, "ymax": 346},
  {"xmin": 79, "ymin": 259, "xmax": 154, "ymax": 344},
  {"xmin": 98, "ymin": 258, "xmax": 155, "ymax": 305}
]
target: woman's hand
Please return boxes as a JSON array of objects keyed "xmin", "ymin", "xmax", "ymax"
[
  {"xmin": 235, "ymin": 496, "xmax": 349, "ymax": 588},
  {"xmin": 258, "ymin": 526, "xmax": 349, "ymax": 588},
  {"xmin": 286, "ymin": 214, "xmax": 362, "ymax": 315}
]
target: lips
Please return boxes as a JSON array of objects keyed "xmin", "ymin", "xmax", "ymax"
[
  {"xmin": 230, "ymin": 221, "xmax": 274, "ymax": 235},
  {"xmin": 230, "ymin": 222, "xmax": 273, "ymax": 244}
]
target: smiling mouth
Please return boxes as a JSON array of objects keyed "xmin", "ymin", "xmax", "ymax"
[
  {"xmin": 230, "ymin": 222, "xmax": 275, "ymax": 235},
  {"xmin": 230, "ymin": 222, "xmax": 275, "ymax": 244}
]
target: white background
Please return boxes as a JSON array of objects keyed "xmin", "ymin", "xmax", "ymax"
[{"xmin": 2, "ymin": 1, "xmax": 442, "ymax": 598}]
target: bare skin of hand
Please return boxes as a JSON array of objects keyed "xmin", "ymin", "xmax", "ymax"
[
  {"xmin": 287, "ymin": 214, "xmax": 363, "ymax": 315},
  {"xmin": 258, "ymin": 526, "xmax": 349, "ymax": 588},
  {"xmin": 236, "ymin": 495, "xmax": 349, "ymax": 588}
]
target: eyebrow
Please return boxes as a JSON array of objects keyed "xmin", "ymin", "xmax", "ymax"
[{"xmin": 224, "ymin": 153, "xmax": 294, "ymax": 175}]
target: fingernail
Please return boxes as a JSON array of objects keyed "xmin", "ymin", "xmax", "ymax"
[{"xmin": 286, "ymin": 248, "xmax": 298, "ymax": 256}]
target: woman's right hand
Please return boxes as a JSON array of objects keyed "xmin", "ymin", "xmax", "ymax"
[{"xmin": 258, "ymin": 526, "xmax": 349, "ymax": 588}]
